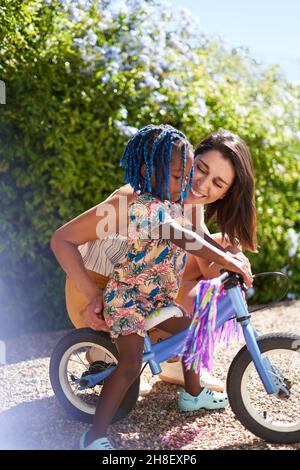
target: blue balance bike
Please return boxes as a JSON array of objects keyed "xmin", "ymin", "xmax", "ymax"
[{"xmin": 50, "ymin": 271, "xmax": 300, "ymax": 443}]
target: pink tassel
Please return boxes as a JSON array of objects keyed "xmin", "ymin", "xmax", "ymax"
[{"xmin": 182, "ymin": 279, "xmax": 242, "ymax": 372}]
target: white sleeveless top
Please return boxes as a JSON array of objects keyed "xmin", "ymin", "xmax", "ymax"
[
  {"xmin": 78, "ymin": 236, "xmax": 128, "ymax": 276},
  {"xmin": 78, "ymin": 190, "xmax": 206, "ymax": 277}
]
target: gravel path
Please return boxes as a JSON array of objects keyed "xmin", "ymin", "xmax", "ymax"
[{"xmin": 1, "ymin": 301, "xmax": 300, "ymax": 450}]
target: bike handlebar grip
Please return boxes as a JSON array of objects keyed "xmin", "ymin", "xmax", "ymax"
[
  {"xmin": 219, "ymin": 269, "xmax": 247, "ymax": 290},
  {"xmin": 219, "ymin": 270, "xmax": 230, "ymax": 283}
]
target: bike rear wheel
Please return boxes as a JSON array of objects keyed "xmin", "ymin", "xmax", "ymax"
[
  {"xmin": 49, "ymin": 328, "xmax": 140, "ymax": 423},
  {"xmin": 227, "ymin": 333, "xmax": 300, "ymax": 443}
]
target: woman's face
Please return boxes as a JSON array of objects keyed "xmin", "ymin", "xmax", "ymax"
[{"xmin": 185, "ymin": 149, "xmax": 235, "ymax": 205}]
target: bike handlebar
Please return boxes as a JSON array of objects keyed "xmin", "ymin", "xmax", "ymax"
[
  {"xmin": 218, "ymin": 271, "xmax": 231, "ymax": 284},
  {"xmin": 218, "ymin": 270, "xmax": 247, "ymax": 290}
]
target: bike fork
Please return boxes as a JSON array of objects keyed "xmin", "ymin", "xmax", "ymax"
[{"xmin": 227, "ymin": 287, "xmax": 277, "ymax": 395}]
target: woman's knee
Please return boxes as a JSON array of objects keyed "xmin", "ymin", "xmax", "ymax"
[{"xmin": 176, "ymin": 281, "xmax": 200, "ymax": 314}]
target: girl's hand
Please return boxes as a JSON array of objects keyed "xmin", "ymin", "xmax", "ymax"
[
  {"xmin": 79, "ymin": 291, "xmax": 110, "ymax": 332},
  {"xmin": 223, "ymin": 254, "xmax": 253, "ymax": 289}
]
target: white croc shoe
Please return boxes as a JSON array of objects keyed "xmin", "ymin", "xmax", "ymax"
[
  {"xmin": 80, "ymin": 431, "xmax": 115, "ymax": 450},
  {"xmin": 179, "ymin": 387, "xmax": 229, "ymax": 411}
]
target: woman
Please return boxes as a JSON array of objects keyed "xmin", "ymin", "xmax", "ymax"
[
  {"xmin": 62, "ymin": 129, "xmax": 256, "ymax": 392},
  {"xmin": 158, "ymin": 129, "xmax": 257, "ymax": 386}
]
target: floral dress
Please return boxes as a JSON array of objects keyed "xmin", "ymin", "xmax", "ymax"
[{"xmin": 102, "ymin": 193, "xmax": 188, "ymax": 339}]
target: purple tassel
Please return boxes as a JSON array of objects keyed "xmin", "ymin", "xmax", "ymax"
[{"xmin": 182, "ymin": 278, "xmax": 242, "ymax": 373}]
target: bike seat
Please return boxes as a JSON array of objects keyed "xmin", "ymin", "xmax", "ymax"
[{"xmin": 145, "ymin": 305, "xmax": 184, "ymax": 331}]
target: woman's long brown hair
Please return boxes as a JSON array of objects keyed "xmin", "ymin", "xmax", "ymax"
[{"xmin": 194, "ymin": 130, "xmax": 257, "ymax": 252}]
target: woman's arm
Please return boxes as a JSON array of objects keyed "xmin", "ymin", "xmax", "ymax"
[
  {"xmin": 51, "ymin": 205, "xmax": 106, "ymax": 301},
  {"xmin": 180, "ymin": 205, "xmax": 249, "ymax": 279},
  {"xmin": 51, "ymin": 191, "xmax": 134, "ymax": 300},
  {"xmin": 209, "ymin": 232, "xmax": 242, "ymax": 251},
  {"xmin": 193, "ymin": 232, "xmax": 246, "ymax": 277}
]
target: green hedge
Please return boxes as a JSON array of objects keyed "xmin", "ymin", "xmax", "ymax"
[{"xmin": 1, "ymin": 0, "xmax": 299, "ymax": 337}]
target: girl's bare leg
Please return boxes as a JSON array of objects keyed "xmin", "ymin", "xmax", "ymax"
[
  {"xmin": 155, "ymin": 253, "xmax": 223, "ymax": 337},
  {"xmin": 85, "ymin": 334, "xmax": 144, "ymax": 445},
  {"xmin": 154, "ymin": 255, "xmax": 228, "ymax": 390},
  {"xmin": 158, "ymin": 316, "xmax": 202, "ymax": 397}
]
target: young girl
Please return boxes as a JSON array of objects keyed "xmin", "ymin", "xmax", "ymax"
[{"xmin": 51, "ymin": 125, "xmax": 253, "ymax": 450}]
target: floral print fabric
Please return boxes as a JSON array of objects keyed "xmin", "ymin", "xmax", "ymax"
[{"xmin": 103, "ymin": 193, "xmax": 187, "ymax": 339}]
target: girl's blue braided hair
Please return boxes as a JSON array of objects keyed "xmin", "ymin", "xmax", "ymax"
[{"xmin": 120, "ymin": 124, "xmax": 194, "ymax": 203}]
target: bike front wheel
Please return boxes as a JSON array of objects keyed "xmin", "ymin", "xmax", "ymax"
[{"xmin": 227, "ymin": 333, "xmax": 300, "ymax": 443}]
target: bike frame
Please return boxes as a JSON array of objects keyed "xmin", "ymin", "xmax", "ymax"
[{"xmin": 76, "ymin": 273, "xmax": 283, "ymax": 395}]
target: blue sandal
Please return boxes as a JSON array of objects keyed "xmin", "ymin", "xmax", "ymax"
[
  {"xmin": 80, "ymin": 431, "xmax": 115, "ymax": 450},
  {"xmin": 179, "ymin": 387, "xmax": 229, "ymax": 411}
]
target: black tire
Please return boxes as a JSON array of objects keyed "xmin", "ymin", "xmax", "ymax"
[
  {"xmin": 49, "ymin": 328, "xmax": 140, "ymax": 423},
  {"xmin": 227, "ymin": 333, "xmax": 300, "ymax": 443}
]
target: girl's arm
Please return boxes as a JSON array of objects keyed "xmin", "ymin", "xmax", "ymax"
[{"xmin": 161, "ymin": 220, "xmax": 253, "ymax": 287}]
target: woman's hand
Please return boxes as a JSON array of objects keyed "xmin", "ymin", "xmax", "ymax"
[
  {"xmin": 226, "ymin": 248, "xmax": 252, "ymax": 273},
  {"xmin": 223, "ymin": 253, "xmax": 253, "ymax": 289},
  {"xmin": 79, "ymin": 291, "xmax": 110, "ymax": 332}
]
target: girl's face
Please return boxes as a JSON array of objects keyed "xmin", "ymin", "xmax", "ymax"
[
  {"xmin": 168, "ymin": 147, "xmax": 194, "ymax": 203},
  {"xmin": 185, "ymin": 150, "xmax": 235, "ymax": 205}
]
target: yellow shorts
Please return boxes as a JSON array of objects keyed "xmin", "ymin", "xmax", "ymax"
[{"xmin": 65, "ymin": 270, "xmax": 109, "ymax": 328}]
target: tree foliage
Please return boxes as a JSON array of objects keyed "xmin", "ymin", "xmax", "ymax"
[{"xmin": 1, "ymin": 0, "xmax": 299, "ymax": 336}]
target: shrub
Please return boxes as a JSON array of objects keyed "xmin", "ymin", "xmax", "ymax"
[{"xmin": 0, "ymin": 0, "xmax": 299, "ymax": 336}]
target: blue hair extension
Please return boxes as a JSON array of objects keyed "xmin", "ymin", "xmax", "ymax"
[
  {"xmin": 184, "ymin": 165, "xmax": 194, "ymax": 200},
  {"xmin": 120, "ymin": 124, "xmax": 193, "ymax": 201},
  {"xmin": 179, "ymin": 143, "xmax": 186, "ymax": 204},
  {"xmin": 163, "ymin": 138, "xmax": 171, "ymax": 200}
]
